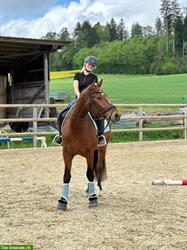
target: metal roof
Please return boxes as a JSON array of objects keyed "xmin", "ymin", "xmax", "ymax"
[
  {"xmin": 0, "ymin": 36, "xmax": 71, "ymax": 72},
  {"xmin": 0, "ymin": 35, "xmax": 71, "ymax": 46}
]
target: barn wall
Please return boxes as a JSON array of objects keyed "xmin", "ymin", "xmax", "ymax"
[
  {"xmin": 0, "ymin": 75, "xmax": 7, "ymax": 119},
  {"xmin": 8, "ymin": 55, "xmax": 46, "ymax": 118}
]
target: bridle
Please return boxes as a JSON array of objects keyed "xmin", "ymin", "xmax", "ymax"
[
  {"xmin": 71, "ymin": 85, "xmax": 116, "ymax": 124},
  {"xmin": 88, "ymin": 87, "xmax": 116, "ymax": 126}
]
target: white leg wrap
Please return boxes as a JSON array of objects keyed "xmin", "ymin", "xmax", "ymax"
[
  {"xmin": 88, "ymin": 182, "xmax": 95, "ymax": 196},
  {"xmin": 61, "ymin": 183, "xmax": 69, "ymax": 200}
]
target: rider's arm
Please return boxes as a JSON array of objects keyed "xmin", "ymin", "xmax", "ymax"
[{"xmin": 73, "ymin": 80, "xmax": 80, "ymax": 98}]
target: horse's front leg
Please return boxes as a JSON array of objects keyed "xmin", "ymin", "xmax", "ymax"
[
  {"xmin": 57, "ymin": 148, "xmax": 73, "ymax": 211},
  {"xmin": 86, "ymin": 152, "xmax": 98, "ymax": 208},
  {"xmin": 97, "ymin": 147, "xmax": 107, "ymax": 191}
]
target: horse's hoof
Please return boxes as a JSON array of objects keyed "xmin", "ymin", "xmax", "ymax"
[
  {"xmin": 56, "ymin": 198, "xmax": 68, "ymax": 211},
  {"xmin": 89, "ymin": 199, "xmax": 98, "ymax": 208},
  {"xmin": 88, "ymin": 194, "xmax": 98, "ymax": 208}
]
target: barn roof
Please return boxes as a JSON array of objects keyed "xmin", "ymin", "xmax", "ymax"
[{"xmin": 0, "ymin": 36, "xmax": 70, "ymax": 72}]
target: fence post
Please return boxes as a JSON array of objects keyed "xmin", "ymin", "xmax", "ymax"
[
  {"xmin": 183, "ymin": 106, "xmax": 187, "ymax": 139},
  {"xmin": 44, "ymin": 52, "xmax": 49, "ymax": 118},
  {"xmin": 139, "ymin": 106, "xmax": 143, "ymax": 141},
  {"xmin": 33, "ymin": 107, "xmax": 37, "ymax": 148}
]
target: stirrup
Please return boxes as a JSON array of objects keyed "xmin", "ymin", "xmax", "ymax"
[
  {"xmin": 97, "ymin": 135, "xmax": 107, "ymax": 147},
  {"xmin": 52, "ymin": 135, "xmax": 62, "ymax": 145}
]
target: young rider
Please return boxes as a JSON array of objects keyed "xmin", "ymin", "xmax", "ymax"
[{"xmin": 53, "ymin": 55, "xmax": 106, "ymax": 147}]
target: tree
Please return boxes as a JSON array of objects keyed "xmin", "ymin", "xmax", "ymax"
[
  {"xmin": 160, "ymin": 0, "xmax": 172, "ymax": 52},
  {"xmin": 155, "ymin": 17, "xmax": 163, "ymax": 36},
  {"xmin": 184, "ymin": 15, "xmax": 187, "ymax": 42},
  {"xmin": 117, "ymin": 18, "xmax": 128, "ymax": 41},
  {"xmin": 58, "ymin": 27, "xmax": 70, "ymax": 41},
  {"xmin": 108, "ymin": 18, "xmax": 118, "ymax": 41},
  {"xmin": 121, "ymin": 38, "xmax": 146, "ymax": 73},
  {"xmin": 94, "ymin": 22, "xmax": 110, "ymax": 43},
  {"xmin": 61, "ymin": 43, "xmax": 78, "ymax": 70},
  {"xmin": 174, "ymin": 15, "xmax": 183, "ymax": 56},
  {"xmin": 42, "ymin": 31, "xmax": 58, "ymax": 40},
  {"xmin": 73, "ymin": 20, "xmax": 100, "ymax": 48},
  {"xmin": 73, "ymin": 22, "xmax": 85, "ymax": 48},
  {"xmin": 142, "ymin": 25, "xmax": 154, "ymax": 38},
  {"xmin": 74, "ymin": 22, "xmax": 81, "ymax": 37},
  {"xmin": 131, "ymin": 23, "xmax": 142, "ymax": 38},
  {"xmin": 171, "ymin": 0, "xmax": 182, "ymax": 56}
]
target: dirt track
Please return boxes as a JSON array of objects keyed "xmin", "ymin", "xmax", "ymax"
[{"xmin": 0, "ymin": 140, "xmax": 187, "ymax": 250}]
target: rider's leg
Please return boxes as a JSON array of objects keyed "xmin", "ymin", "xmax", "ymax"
[
  {"xmin": 96, "ymin": 118, "xmax": 107, "ymax": 147},
  {"xmin": 53, "ymin": 99, "xmax": 77, "ymax": 145},
  {"xmin": 53, "ymin": 111, "xmax": 64, "ymax": 144}
]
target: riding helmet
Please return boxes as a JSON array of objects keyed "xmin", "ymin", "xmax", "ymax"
[{"xmin": 84, "ymin": 56, "xmax": 97, "ymax": 66}]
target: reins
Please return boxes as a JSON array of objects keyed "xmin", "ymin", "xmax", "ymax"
[
  {"xmin": 88, "ymin": 87, "xmax": 116, "ymax": 127},
  {"xmin": 71, "ymin": 85, "xmax": 116, "ymax": 125}
]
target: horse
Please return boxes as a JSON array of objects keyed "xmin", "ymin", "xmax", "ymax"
[{"xmin": 57, "ymin": 80, "xmax": 120, "ymax": 210}]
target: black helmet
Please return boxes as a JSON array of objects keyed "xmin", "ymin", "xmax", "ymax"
[{"xmin": 84, "ymin": 56, "xmax": 97, "ymax": 66}]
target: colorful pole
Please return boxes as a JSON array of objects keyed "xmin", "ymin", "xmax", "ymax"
[{"xmin": 152, "ymin": 179, "xmax": 187, "ymax": 185}]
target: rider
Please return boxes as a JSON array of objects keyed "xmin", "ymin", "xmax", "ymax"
[{"xmin": 53, "ymin": 55, "xmax": 106, "ymax": 147}]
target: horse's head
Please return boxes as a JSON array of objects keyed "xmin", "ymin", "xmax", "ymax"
[{"xmin": 88, "ymin": 80, "xmax": 121, "ymax": 122}]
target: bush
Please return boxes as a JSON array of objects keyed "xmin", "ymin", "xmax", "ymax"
[
  {"xmin": 178, "ymin": 65, "xmax": 187, "ymax": 73},
  {"xmin": 154, "ymin": 65, "xmax": 164, "ymax": 75},
  {"xmin": 161, "ymin": 62, "xmax": 178, "ymax": 75}
]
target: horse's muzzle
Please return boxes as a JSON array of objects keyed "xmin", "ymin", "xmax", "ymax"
[
  {"xmin": 111, "ymin": 110, "xmax": 121, "ymax": 122},
  {"xmin": 114, "ymin": 112, "xmax": 121, "ymax": 121}
]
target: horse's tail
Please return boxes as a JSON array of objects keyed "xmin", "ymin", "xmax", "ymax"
[{"xmin": 93, "ymin": 150, "xmax": 107, "ymax": 190}]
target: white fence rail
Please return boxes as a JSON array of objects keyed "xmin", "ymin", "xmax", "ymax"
[{"xmin": 0, "ymin": 103, "xmax": 186, "ymax": 147}]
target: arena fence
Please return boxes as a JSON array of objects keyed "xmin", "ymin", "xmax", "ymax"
[{"xmin": 0, "ymin": 103, "xmax": 186, "ymax": 147}]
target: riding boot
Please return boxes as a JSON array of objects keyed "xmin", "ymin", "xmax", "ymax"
[
  {"xmin": 53, "ymin": 111, "xmax": 63, "ymax": 145},
  {"xmin": 52, "ymin": 99, "xmax": 77, "ymax": 145},
  {"xmin": 96, "ymin": 118, "xmax": 107, "ymax": 147}
]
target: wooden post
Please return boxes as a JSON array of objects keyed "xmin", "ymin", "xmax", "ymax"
[
  {"xmin": 184, "ymin": 106, "xmax": 187, "ymax": 140},
  {"xmin": 10, "ymin": 71, "xmax": 14, "ymax": 104},
  {"xmin": 139, "ymin": 106, "xmax": 143, "ymax": 141},
  {"xmin": 44, "ymin": 52, "xmax": 49, "ymax": 117},
  {"xmin": 33, "ymin": 107, "xmax": 37, "ymax": 148}
]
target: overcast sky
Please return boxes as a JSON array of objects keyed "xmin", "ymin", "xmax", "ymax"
[{"xmin": 0, "ymin": 0, "xmax": 186, "ymax": 38}]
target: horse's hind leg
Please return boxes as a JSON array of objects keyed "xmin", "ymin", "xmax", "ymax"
[
  {"xmin": 57, "ymin": 149, "xmax": 73, "ymax": 211},
  {"xmin": 85, "ymin": 150, "xmax": 98, "ymax": 194},
  {"xmin": 86, "ymin": 152, "xmax": 98, "ymax": 208},
  {"xmin": 96, "ymin": 147, "xmax": 107, "ymax": 191}
]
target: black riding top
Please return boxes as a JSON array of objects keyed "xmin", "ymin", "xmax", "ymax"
[{"xmin": 74, "ymin": 72, "xmax": 98, "ymax": 93}]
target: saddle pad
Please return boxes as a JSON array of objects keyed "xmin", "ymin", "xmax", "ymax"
[
  {"xmin": 61, "ymin": 107, "xmax": 73, "ymax": 129},
  {"xmin": 62, "ymin": 109, "xmax": 110, "ymax": 133},
  {"xmin": 88, "ymin": 113, "xmax": 110, "ymax": 133}
]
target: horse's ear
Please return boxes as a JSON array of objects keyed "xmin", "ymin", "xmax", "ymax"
[{"xmin": 98, "ymin": 79, "xmax": 103, "ymax": 87}]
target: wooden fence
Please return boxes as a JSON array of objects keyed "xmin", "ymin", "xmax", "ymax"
[{"xmin": 0, "ymin": 103, "xmax": 187, "ymax": 147}]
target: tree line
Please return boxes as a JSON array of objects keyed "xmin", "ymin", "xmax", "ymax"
[{"xmin": 44, "ymin": 0, "xmax": 187, "ymax": 75}]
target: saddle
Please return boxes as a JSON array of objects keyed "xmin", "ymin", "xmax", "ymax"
[{"xmin": 60, "ymin": 108, "xmax": 110, "ymax": 133}]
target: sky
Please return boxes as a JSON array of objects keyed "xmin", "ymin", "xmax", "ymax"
[{"xmin": 0, "ymin": 0, "xmax": 186, "ymax": 38}]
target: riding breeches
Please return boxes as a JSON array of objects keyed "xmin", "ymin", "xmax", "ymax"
[{"xmin": 57, "ymin": 99, "xmax": 77, "ymax": 134}]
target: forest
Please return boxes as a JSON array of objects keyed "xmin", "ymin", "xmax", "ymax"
[{"xmin": 43, "ymin": 0, "xmax": 187, "ymax": 75}]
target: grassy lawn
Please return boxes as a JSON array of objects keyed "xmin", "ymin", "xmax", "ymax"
[
  {"xmin": 50, "ymin": 73, "xmax": 187, "ymax": 104},
  {"xmin": 1, "ymin": 73, "xmax": 187, "ymax": 149}
]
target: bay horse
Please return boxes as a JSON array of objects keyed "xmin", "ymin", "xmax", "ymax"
[{"xmin": 57, "ymin": 80, "xmax": 120, "ymax": 210}]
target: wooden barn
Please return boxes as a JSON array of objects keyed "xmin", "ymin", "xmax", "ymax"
[{"xmin": 0, "ymin": 36, "xmax": 69, "ymax": 126}]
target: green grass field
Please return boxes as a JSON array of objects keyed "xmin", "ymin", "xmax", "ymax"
[{"xmin": 50, "ymin": 73, "xmax": 187, "ymax": 104}]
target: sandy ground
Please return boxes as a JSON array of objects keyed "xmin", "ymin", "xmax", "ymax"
[{"xmin": 0, "ymin": 140, "xmax": 187, "ymax": 250}]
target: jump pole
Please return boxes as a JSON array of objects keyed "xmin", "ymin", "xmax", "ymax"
[
  {"xmin": 152, "ymin": 179, "xmax": 187, "ymax": 185},
  {"xmin": 0, "ymin": 137, "xmax": 47, "ymax": 147}
]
